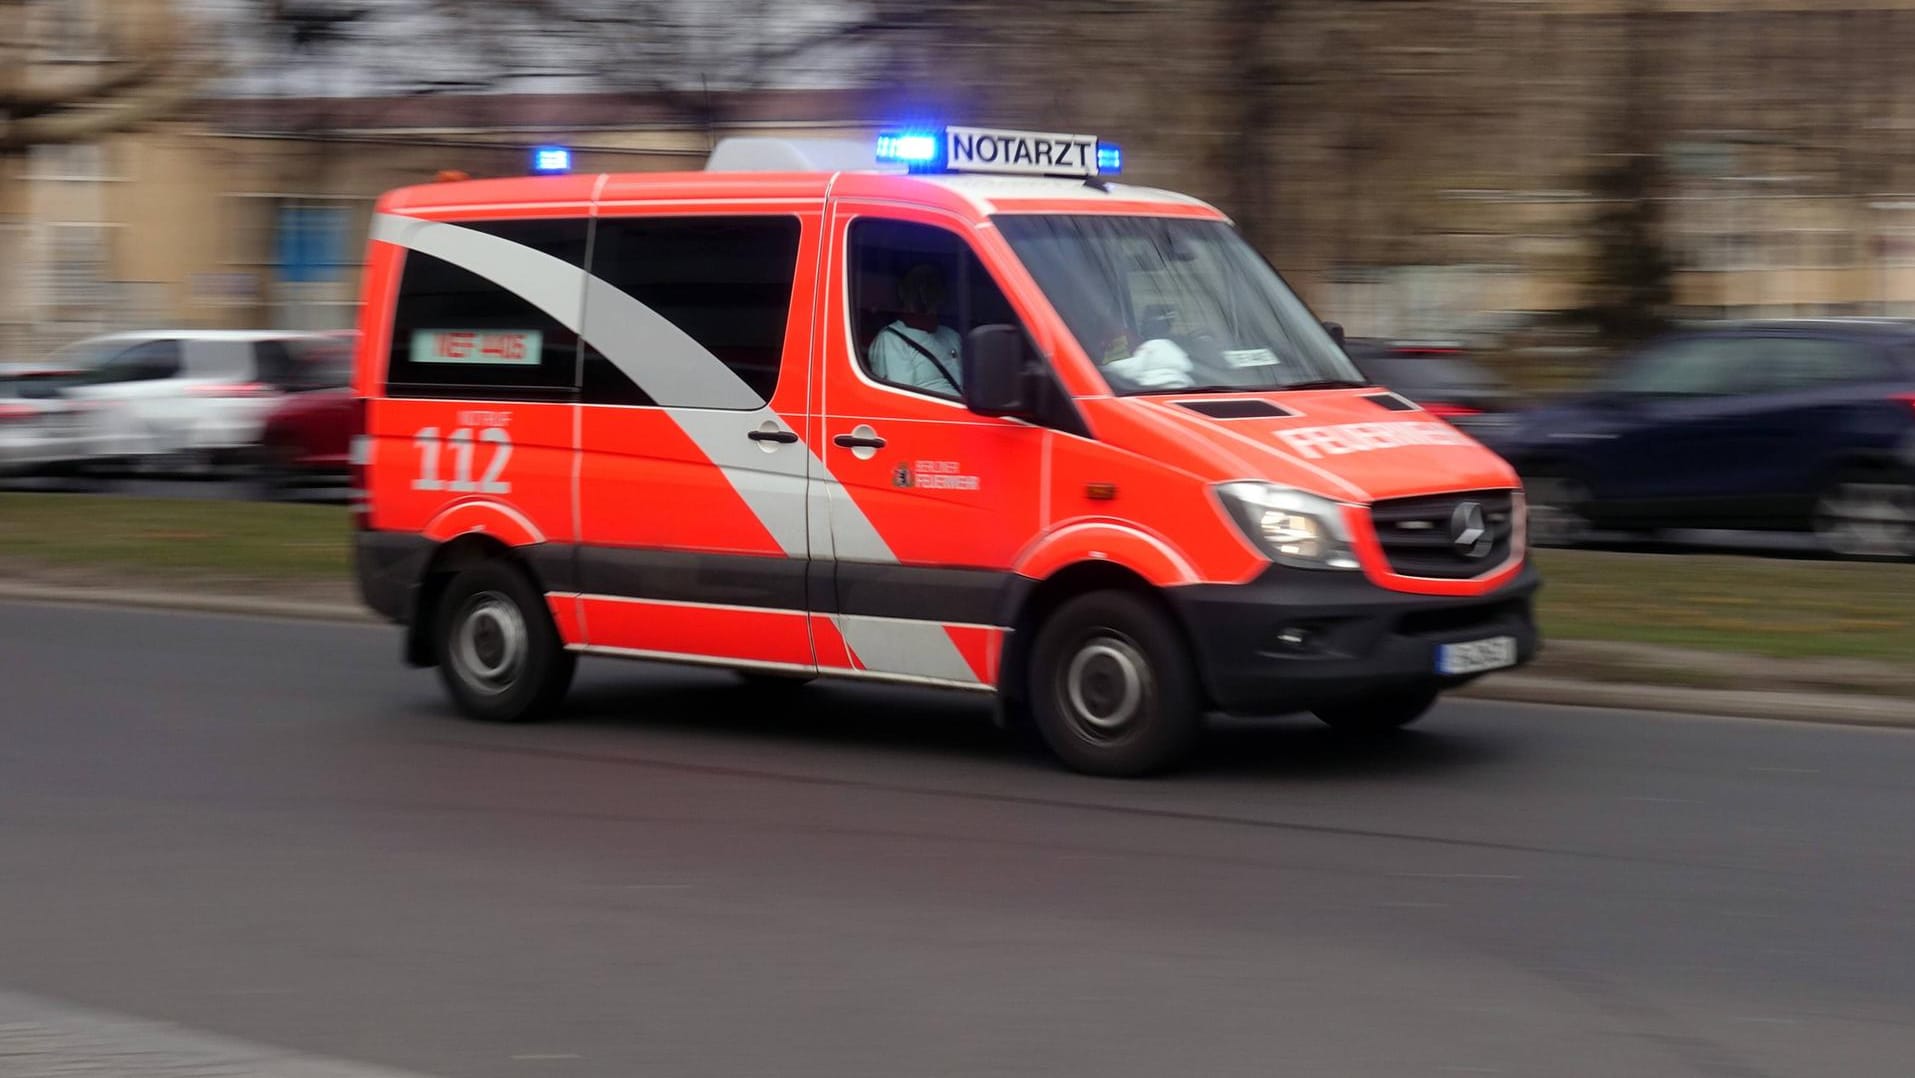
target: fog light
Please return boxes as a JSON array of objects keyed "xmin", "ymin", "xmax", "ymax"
[{"xmin": 1276, "ymin": 627, "xmax": 1312, "ymax": 651}]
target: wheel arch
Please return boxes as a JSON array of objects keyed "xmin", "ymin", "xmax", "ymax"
[
  {"xmin": 999, "ymin": 559, "xmax": 1192, "ymax": 707},
  {"xmin": 404, "ymin": 532, "xmax": 544, "ymax": 667}
]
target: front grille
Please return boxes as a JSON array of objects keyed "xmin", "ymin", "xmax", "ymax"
[{"xmin": 1370, "ymin": 490, "xmax": 1515, "ymax": 579}]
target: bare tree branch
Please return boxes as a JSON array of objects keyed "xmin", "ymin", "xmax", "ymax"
[{"xmin": 0, "ymin": 0, "xmax": 207, "ymax": 153}]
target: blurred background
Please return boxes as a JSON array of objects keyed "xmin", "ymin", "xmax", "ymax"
[
  {"xmin": 3, "ymin": 0, "xmax": 1915, "ymax": 354},
  {"xmin": 11, "ymin": 0, "xmax": 1915, "ymax": 356},
  {"xmin": 2, "ymin": 0, "xmax": 1913, "ymax": 550},
  {"xmin": 7, "ymin": 8, "xmax": 1915, "ymax": 1075}
]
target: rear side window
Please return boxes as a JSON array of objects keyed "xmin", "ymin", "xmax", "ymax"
[
  {"xmin": 285, "ymin": 337, "xmax": 354, "ymax": 390},
  {"xmin": 1755, "ymin": 337, "xmax": 1895, "ymax": 392},
  {"xmin": 385, "ymin": 220, "xmax": 588, "ymax": 401},
  {"xmin": 1611, "ymin": 337, "xmax": 1754, "ymax": 396},
  {"xmin": 254, "ymin": 340, "xmax": 296, "ymax": 388},
  {"xmin": 583, "ymin": 216, "xmax": 802, "ymax": 407},
  {"xmin": 90, "ymin": 339, "xmax": 182, "ymax": 384}
]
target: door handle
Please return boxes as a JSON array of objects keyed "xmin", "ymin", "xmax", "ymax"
[
  {"xmin": 833, "ymin": 433, "xmax": 886, "ymax": 449},
  {"xmin": 747, "ymin": 428, "xmax": 799, "ymax": 444}
]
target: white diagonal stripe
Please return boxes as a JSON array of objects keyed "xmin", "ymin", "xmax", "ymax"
[{"xmin": 373, "ymin": 211, "xmax": 981, "ymax": 684}]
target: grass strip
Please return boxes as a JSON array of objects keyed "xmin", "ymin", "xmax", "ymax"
[{"xmin": 3, "ymin": 493, "xmax": 1910, "ymax": 663}]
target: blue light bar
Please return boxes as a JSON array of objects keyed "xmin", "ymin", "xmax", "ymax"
[
  {"xmin": 1096, "ymin": 142, "xmax": 1123, "ymax": 176},
  {"xmin": 876, "ymin": 130, "xmax": 944, "ymax": 171},
  {"xmin": 531, "ymin": 146, "xmax": 572, "ymax": 175}
]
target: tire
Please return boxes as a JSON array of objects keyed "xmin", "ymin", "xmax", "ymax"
[
  {"xmin": 1026, "ymin": 590, "xmax": 1204, "ymax": 777},
  {"xmin": 249, "ymin": 444, "xmax": 297, "ymax": 502},
  {"xmin": 432, "ymin": 559, "xmax": 576, "ymax": 723},
  {"xmin": 1523, "ymin": 474, "xmax": 1593, "ymax": 548},
  {"xmin": 1811, "ymin": 473, "xmax": 1915, "ymax": 561},
  {"xmin": 1313, "ymin": 685, "xmax": 1439, "ymax": 735}
]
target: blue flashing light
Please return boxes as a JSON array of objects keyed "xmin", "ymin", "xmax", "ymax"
[
  {"xmin": 876, "ymin": 129, "xmax": 944, "ymax": 171},
  {"xmin": 1096, "ymin": 142, "xmax": 1123, "ymax": 175},
  {"xmin": 531, "ymin": 146, "xmax": 573, "ymax": 175}
]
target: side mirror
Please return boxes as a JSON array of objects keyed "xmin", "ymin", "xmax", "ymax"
[
  {"xmin": 962, "ymin": 324, "xmax": 1030, "ymax": 417},
  {"xmin": 1323, "ymin": 321, "xmax": 1346, "ymax": 347}
]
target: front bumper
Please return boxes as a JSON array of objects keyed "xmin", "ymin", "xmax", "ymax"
[{"xmin": 1168, "ymin": 562, "xmax": 1541, "ymax": 715}]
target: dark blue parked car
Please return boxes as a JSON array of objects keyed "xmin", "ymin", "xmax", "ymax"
[{"xmin": 1488, "ymin": 320, "xmax": 1915, "ymax": 558}]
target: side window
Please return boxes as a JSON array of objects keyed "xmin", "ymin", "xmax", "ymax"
[
  {"xmin": 386, "ymin": 219, "xmax": 587, "ymax": 401},
  {"xmin": 285, "ymin": 337, "xmax": 354, "ymax": 391},
  {"xmin": 848, "ymin": 218, "xmax": 1024, "ymax": 401},
  {"xmin": 253, "ymin": 340, "xmax": 296, "ymax": 389},
  {"xmin": 1611, "ymin": 337, "xmax": 1754, "ymax": 396},
  {"xmin": 1754, "ymin": 337, "xmax": 1894, "ymax": 393},
  {"xmin": 583, "ymin": 216, "xmax": 802, "ymax": 407},
  {"xmin": 91, "ymin": 339, "xmax": 182, "ymax": 384}
]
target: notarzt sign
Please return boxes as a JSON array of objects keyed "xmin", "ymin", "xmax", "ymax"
[{"xmin": 945, "ymin": 126, "xmax": 1099, "ymax": 178}]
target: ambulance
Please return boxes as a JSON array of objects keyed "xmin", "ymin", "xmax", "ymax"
[{"xmin": 350, "ymin": 127, "xmax": 1539, "ymax": 776}]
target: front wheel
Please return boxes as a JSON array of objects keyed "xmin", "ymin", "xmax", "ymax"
[
  {"xmin": 1027, "ymin": 591, "xmax": 1204, "ymax": 777},
  {"xmin": 1313, "ymin": 686, "xmax": 1439, "ymax": 735},
  {"xmin": 1812, "ymin": 475, "xmax": 1915, "ymax": 560},
  {"xmin": 433, "ymin": 560, "xmax": 576, "ymax": 723},
  {"xmin": 1523, "ymin": 474, "xmax": 1593, "ymax": 548}
]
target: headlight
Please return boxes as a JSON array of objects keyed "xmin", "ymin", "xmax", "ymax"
[{"xmin": 1214, "ymin": 482, "xmax": 1360, "ymax": 570}]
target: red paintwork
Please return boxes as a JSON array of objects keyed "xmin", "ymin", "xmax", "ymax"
[{"xmin": 261, "ymin": 388, "xmax": 356, "ymax": 472}]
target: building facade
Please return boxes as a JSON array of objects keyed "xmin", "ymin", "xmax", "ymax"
[{"xmin": 14, "ymin": 0, "xmax": 1915, "ymax": 358}]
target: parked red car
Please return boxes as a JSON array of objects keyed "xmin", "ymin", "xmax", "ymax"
[{"xmin": 254, "ymin": 335, "xmax": 357, "ymax": 496}]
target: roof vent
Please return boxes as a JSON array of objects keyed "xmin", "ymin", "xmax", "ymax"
[
  {"xmin": 705, "ymin": 137, "xmax": 898, "ymax": 174},
  {"xmin": 1176, "ymin": 399, "xmax": 1296, "ymax": 419}
]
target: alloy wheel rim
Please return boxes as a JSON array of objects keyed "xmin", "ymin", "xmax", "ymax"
[
  {"xmin": 452, "ymin": 592, "xmax": 528, "ymax": 694},
  {"xmin": 1814, "ymin": 482, "xmax": 1915, "ymax": 559},
  {"xmin": 1526, "ymin": 477, "xmax": 1591, "ymax": 547},
  {"xmin": 1062, "ymin": 633, "xmax": 1150, "ymax": 739}
]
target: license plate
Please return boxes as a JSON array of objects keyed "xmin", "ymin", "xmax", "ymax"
[{"xmin": 1437, "ymin": 636, "xmax": 1517, "ymax": 676}]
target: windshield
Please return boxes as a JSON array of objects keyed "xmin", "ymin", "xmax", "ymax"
[{"xmin": 995, "ymin": 215, "xmax": 1365, "ymax": 395}]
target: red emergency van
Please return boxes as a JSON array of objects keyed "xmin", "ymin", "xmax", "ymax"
[{"xmin": 351, "ymin": 127, "xmax": 1538, "ymax": 775}]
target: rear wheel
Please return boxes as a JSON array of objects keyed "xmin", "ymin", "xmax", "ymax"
[
  {"xmin": 1313, "ymin": 686, "xmax": 1439, "ymax": 735},
  {"xmin": 1027, "ymin": 591, "xmax": 1203, "ymax": 777},
  {"xmin": 249, "ymin": 443, "xmax": 298, "ymax": 501},
  {"xmin": 1812, "ymin": 474, "xmax": 1915, "ymax": 560},
  {"xmin": 433, "ymin": 559, "xmax": 575, "ymax": 723}
]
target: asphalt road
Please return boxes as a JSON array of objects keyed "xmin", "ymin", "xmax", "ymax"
[{"xmin": 5, "ymin": 601, "xmax": 1915, "ymax": 1077}]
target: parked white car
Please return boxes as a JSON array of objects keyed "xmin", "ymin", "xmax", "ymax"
[
  {"xmin": 0, "ymin": 363, "xmax": 100, "ymax": 476},
  {"xmin": 56, "ymin": 331, "xmax": 350, "ymax": 470}
]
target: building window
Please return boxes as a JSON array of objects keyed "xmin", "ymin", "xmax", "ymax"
[
  {"xmin": 33, "ymin": 0, "xmax": 108, "ymax": 63},
  {"xmin": 26, "ymin": 143, "xmax": 113, "ymax": 182},
  {"xmin": 42, "ymin": 223, "xmax": 112, "ymax": 314}
]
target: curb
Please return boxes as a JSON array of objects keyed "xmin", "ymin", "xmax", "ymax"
[
  {"xmin": 1459, "ymin": 674, "xmax": 1915, "ymax": 728},
  {"xmin": 1, "ymin": 581, "xmax": 1910, "ymax": 728},
  {"xmin": 0, "ymin": 582, "xmax": 376, "ymax": 625}
]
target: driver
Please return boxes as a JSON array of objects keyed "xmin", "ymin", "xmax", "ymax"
[{"xmin": 869, "ymin": 263, "xmax": 963, "ymax": 394}]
